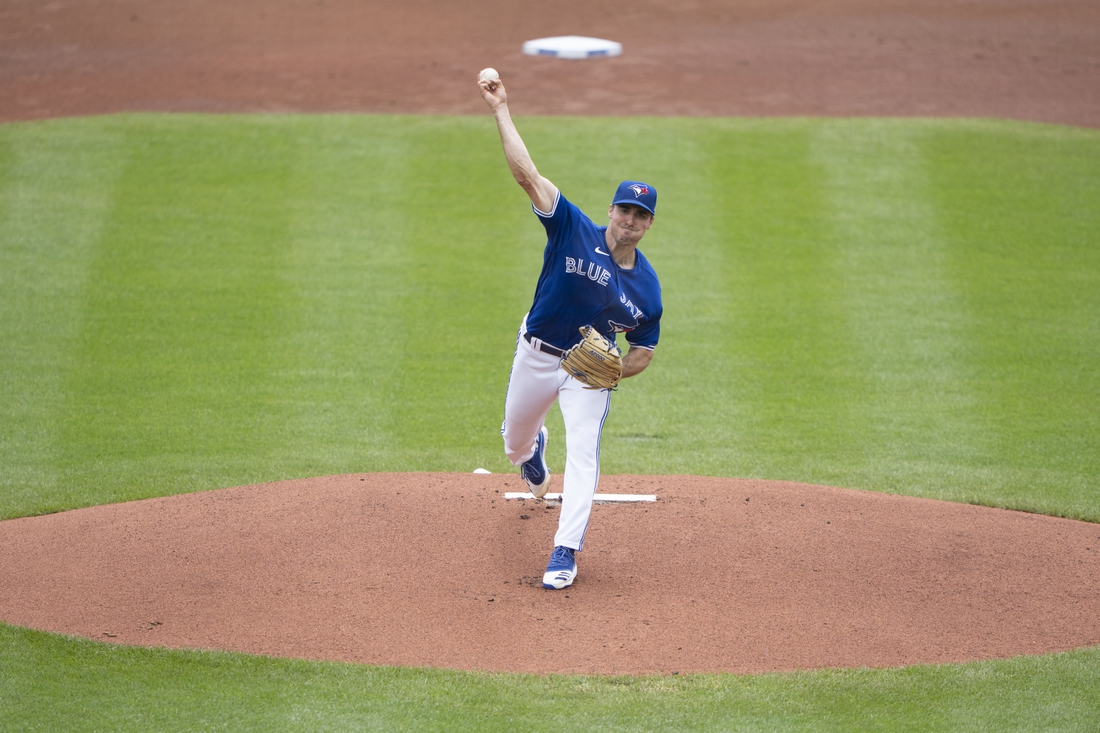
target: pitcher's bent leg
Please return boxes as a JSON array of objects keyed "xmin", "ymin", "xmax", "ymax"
[{"xmin": 502, "ymin": 336, "xmax": 562, "ymax": 465}]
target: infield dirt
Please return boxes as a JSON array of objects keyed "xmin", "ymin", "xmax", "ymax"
[{"xmin": 2, "ymin": 0, "xmax": 1098, "ymax": 126}]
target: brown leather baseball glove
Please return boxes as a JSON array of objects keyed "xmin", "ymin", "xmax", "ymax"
[{"xmin": 560, "ymin": 326, "xmax": 623, "ymax": 390}]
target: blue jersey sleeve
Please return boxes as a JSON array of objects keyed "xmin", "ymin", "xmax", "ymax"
[
  {"xmin": 625, "ymin": 315, "xmax": 660, "ymax": 350},
  {"xmin": 533, "ymin": 190, "xmax": 579, "ymax": 254}
]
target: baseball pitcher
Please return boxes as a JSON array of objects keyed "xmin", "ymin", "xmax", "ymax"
[{"xmin": 478, "ymin": 70, "xmax": 664, "ymax": 590}]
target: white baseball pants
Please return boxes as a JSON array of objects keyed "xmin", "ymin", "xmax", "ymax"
[{"xmin": 502, "ymin": 323, "xmax": 612, "ymax": 552}]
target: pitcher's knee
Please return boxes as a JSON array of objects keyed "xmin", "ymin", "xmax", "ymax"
[{"xmin": 502, "ymin": 426, "xmax": 535, "ymax": 466}]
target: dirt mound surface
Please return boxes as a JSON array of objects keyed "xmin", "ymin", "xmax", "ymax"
[{"xmin": 1, "ymin": 473, "xmax": 1097, "ymax": 675}]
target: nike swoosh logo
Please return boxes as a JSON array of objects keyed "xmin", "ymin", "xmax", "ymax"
[{"xmin": 595, "ymin": 247, "xmax": 610, "ymax": 256}]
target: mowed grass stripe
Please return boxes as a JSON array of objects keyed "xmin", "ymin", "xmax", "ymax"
[
  {"xmin": 389, "ymin": 117, "xmax": 537, "ymax": 464},
  {"xmin": 54, "ymin": 117, "xmax": 304, "ymax": 506},
  {"xmin": 0, "ymin": 121, "xmax": 129, "ymax": 514},
  {"xmin": 278, "ymin": 116, "xmax": 413, "ymax": 472},
  {"xmin": 809, "ymin": 121, "xmax": 984, "ymax": 499},
  {"xmin": 928, "ymin": 122, "xmax": 1100, "ymax": 518},
  {"xmin": 668, "ymin": 121, "xmax": 858, "ymax": 481}
]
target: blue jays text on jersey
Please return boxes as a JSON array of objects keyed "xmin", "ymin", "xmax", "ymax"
[{"xmin": 524, "ymin": 192, "xmax": 662, "ymax": 351}]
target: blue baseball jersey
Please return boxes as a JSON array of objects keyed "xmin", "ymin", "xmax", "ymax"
[{"xmin": 524, "ymin": 191, "xmax": 662, "ymax": 350}]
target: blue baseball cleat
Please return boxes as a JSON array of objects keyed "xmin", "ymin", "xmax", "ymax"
[
  {"xmin": 521, "ymin": 427, "xmax": 550, "ymax": 498},
  {"xmin": 542, "ymin": 545, "xmax": 577, "ymax": 589}
]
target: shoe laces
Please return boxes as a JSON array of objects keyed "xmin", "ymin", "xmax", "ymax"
[
  {"xmin": 522, "ymin": 447, "xmax": 545, "ymax": 482},
  {"xmin": 549, "ymin": 545, "xmax": 574, "ymax": 566}
]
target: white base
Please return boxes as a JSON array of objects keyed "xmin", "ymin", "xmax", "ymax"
[
  {"xmin": 522, "ymin": 36, "xmax": 623, "ymax": 59},
  {"xmin": 504, "ymin": 492, "xmax": 655, "ymax": 503}
]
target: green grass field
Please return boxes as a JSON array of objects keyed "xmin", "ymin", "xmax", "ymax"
[{"xmin": 1, "ymin": 114, "xmax": 1098, "ymax": 730}]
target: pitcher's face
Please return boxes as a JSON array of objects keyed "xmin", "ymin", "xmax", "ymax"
[{"xmin": 607, "ymin": 204, "xmax": 653, "ymax": 247}]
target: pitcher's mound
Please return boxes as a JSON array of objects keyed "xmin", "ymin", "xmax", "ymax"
[{"xmin": 1, "ymin": 473, "xmax": 1097, "ymax": 675}]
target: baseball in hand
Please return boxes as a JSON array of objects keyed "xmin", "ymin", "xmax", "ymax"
[{"xmin": 478, "ymin": 68, "xmax": 500, "ymax": 84}]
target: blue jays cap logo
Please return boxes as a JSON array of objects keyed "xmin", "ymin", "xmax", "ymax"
[{"xmin": 613, "ymin": 180, "xmax": 657, "ymax": 215}]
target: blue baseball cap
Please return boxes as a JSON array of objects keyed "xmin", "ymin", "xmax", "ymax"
[{"xmin": 611, "ymin": 181, "xmax": 657, "ymax": 215}]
